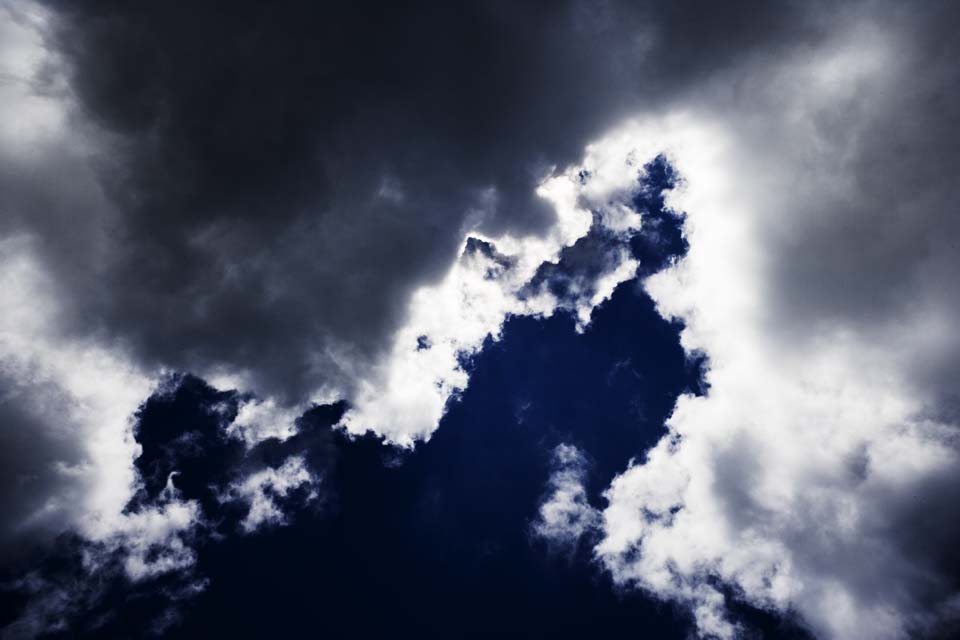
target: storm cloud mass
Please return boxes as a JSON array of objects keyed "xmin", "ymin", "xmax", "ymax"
[{"xmin": 2, "ymin": 0, "xmax": 960, "ymax": 638}]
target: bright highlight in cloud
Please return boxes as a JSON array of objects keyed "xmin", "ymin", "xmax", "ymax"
[
  {"xmin": 341, "ymin": 160, "xmax": 648, "ymax": 445},
  {"xmin": 581, "ymin": 21, "xmax": 960, "ymax": 640}
]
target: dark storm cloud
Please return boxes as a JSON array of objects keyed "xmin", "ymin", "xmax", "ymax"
[{"xmin": 18, "ymin": 0, "xmax": 822, "ymax": 404}]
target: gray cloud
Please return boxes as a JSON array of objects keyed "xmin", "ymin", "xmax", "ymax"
[
  {"xmin": 0, "ymin": 372, "xmax": 85, "ymax": 564},
  {"xmin": 12, "ymin": 0, "xmax": 826, "ymax": 403}
]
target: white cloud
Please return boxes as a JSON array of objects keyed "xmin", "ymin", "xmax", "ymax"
[
  {"xmin": 226, "ymin": 455, "xmax": 319, "ymax": 533},
  {"xmin": 531, "ymin": 444, "xmax": 600, "ymax": 547},
  {"xmin": 584, "ymin": 17, "xmax": 960, "ymax": 640},
  {"xmin": 227, "ymin": 396, "xmax": 303, "ymax": 445},
  {"xmin": 95, "ymin": 475, "xmax": 201, "ymax": 581}
]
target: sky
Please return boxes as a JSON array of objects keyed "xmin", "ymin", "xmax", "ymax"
[{"xmin": 0, "ymin": 1, "xmax": 959, "ymax": 639}]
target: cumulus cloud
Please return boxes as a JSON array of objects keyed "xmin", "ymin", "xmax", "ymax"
[{"xmin": 584, "ymin": 8, "xmax": 960, "ymax": 639}]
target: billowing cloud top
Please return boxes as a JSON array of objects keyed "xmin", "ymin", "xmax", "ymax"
[{"xmin": 2, "ymin": 0, "xmax": 960, "ymax": 638}]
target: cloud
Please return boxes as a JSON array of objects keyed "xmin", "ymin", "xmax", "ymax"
[
  {"xmin": 1, "ymin": 376, "xmax": 344, "ymax": 637},
  {"xmin": 226, "ymin": 455, "xmax": 319, "ymax": 533},
  {"xmin": 100, "ymin": 476, "xmax": 201, "ymax": 582},
  {"xmin": 0, "ymin": 234, "xmax": 156, "ymax": 562},
  {"xmin": 583, "ymin": 8, "xmax": 960, "ymax": 639},
  {"xmin": 3, "ymin": 1, "xmax": 960, "ymax": 638},
  {"xmin": 531, "ymin": 444, "xmax": 600, "ymax": 548},
  {"xmin": 1, "ymin": 479, "xmax": 203, "ymax": 640}
]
